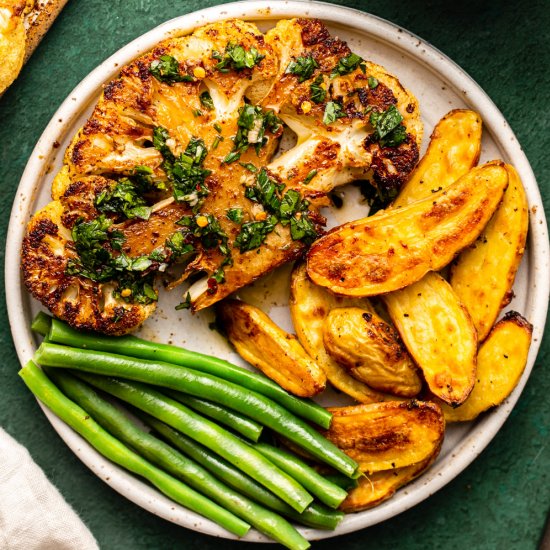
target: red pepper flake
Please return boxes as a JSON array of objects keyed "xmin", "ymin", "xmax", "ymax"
[{"xmin": 207, "ymin": 277, "xmax": 218, "ymax": 295}]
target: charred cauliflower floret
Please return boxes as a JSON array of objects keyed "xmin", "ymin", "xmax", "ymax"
[
  {"xmin": 22, "ymin": 18, "xmax": 422, "ymax": 334},
  {"xmin": 22, "ymin": 179, "xmax": 157, "ymax": 335},
  {"xmin": 258, "ymin": 18, "xmax": 421, "ymax": 199},
  {"xmin": 66, "ymin": 19, "xmax": 278, "ymax": 178}
]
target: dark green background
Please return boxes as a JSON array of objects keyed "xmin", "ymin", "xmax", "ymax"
[{"xmin": 1, "ymin": 1, "xmax": 549, "ymax": 548}]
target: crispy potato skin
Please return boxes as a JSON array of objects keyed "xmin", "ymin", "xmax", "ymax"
[
  {"xmin": 439, "ymin": 311, "xmax": 532, "ymax": 422},
  {"xmin": 393, "ymin": 109, "xmax": 482, "ymax": 208},
  {"xmin": 323, "ymin": 307, "xmax": 421, "ymax": 397},
  {"xmin": 322, "ymin": 401, "xmax": 445, "ymax": 474},
  {"xmin": 384, "ymin": 272, "xmax": 477, "ymax": 406},
  {"xmin": 339, "ymin": 449, "xmax": 440, "ymax": 512},
  {"xmin": 217, "ymin": 299, "xmax": 326, "ymax": 397},
  {"xmin": 289, "ymin": 262, "xmax": 393, "ymax": 403},
  {"xmin": 307, "ymin": 161, "xmax": 509, "ymax": 297},
  {"xmin": 450, "ymin": 164, "xmax": 529, "ymax": 341}
]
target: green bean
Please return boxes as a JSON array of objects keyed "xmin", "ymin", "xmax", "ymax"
[
  {"xmin": 49, "ymin": 370, "xmax": 308, "ymax": 550},
  {"xmin": 324, "ymin": 473, "xmax": 360, "ymax": 491},
  {"xmin": 18, "ymin": 361, "xmax": 249, "ymax": 537},
  {"xmin": 71, "ymin": 371, "xmax": 313, "ymax": 513},
  {"xmin": 31, "ymin": 311, "xmax": 51, "ymax": 336},
  {"xmin": 35, "ymin": 342, "xmax": 357, "ymax": 477},
  {"xmin": 165, "ymin": 390, "xmax": 262, "ymax": 442},
  {"xmin": 140, "ymin": 412, "xmax": 345, "ymax": 531},
  {"xmin": 252, "ymin": 442, "xmax": 348, "ymax": 509},
  {"xmin": 40, "ymin": 315, "xmax": 330, "ymax": 428}
]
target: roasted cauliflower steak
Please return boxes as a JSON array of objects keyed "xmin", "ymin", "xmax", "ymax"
[{"xmin": 22, "ymin": 18, "xmax": 422, "ymax": 334}]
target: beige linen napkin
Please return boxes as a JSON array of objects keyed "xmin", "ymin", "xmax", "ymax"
[{"xmin": 0, "ymin": 427, "xmax": 98, "ymax": 549}]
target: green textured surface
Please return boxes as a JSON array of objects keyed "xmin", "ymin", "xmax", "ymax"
[{"xmin": 1, "ymin": 0, "xmax": 549, "ymax": 548}]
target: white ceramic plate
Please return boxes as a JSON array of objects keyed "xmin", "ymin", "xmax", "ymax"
[{"xmin": 6, "ymin": 0, "xmax": 550, "ymax": 542}]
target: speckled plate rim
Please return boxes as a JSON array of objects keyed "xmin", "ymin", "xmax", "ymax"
[{"xmin": 6, "ymin": 0, "xmax": 549, "ymax": 543}]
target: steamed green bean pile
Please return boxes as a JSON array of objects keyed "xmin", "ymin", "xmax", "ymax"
[{"xmin": 21, "ymin": 313, "xmax": 359, "ymax": 549}]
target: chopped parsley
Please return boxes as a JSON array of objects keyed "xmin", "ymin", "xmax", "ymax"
[
  {"xmin": 200, "ymin": 91, "xmax": 215, "ymax": 110},
  {"xmin": 310, "ymin": 75, "xmax": 327, "ymax": 104},
  {"xmin": 153, "ymin": 127, "xmax": 174, "ymax": 161},
  {"xmin": 66, "ymin": 215, "xmax": 159, "ymax": 304},
  {"xmin": 128, "ymin": 256, "xmax": 152, "ymax": 271},
  {"xmin": 245, "ymin": 169, "xmax": 310, "ymax": 224},
  {"xmin": 176, "ymin": 292, "xmax": 192, "ymax": 310},
  {"xmin": 176, "ymin": 213, "xmax": 232, "ymax": 282},
  {"xmin": 290, "ymin": 213, "xmax": 317, "ymax": 243},
  {"xmin": 223, "ymin": 105, "xmax": 282, "ymax": 163},
  {"xmin": 114, "ymin": 273, "xmax": 158, "ymax": 304},
  {"xmin": 148, "ymin": 247, "xmax": 167, "ymax": 263},
  {"xmin": 323, "ymin": 101, "xmax": 345, "ymax": 125},
  {"xmin": 131, "ymin": 165, "xmax": 161, "ymax": 189},
  {"xmin": 285, "ymin": 56, "xmax": 318, "ymax": 82},
  {"xmin": 279, "ymin": 189, "xmax": 303, "ymax": 222},
  {"xmin": 213, "ymin": 42, "xmax": 264, "ymax": 72},
  {"xmin": 66, "ymin": 215, "xmax": 118, "ymax": 282},
  {"xmin": 109, "ymin": 250, "xmax": 165, "ymax": 275},
  {"xmin": 226, "ymin": 208, "xmax": 244, "ymax": 224},
  {"xmin": 239, "ymin": 162, "xmax": 258, "ymax": 173},
  {"xmin": 368, "ymin": 76, "xmax": 379, "ymax": 89},
  {"xmin": 245, "ymin": 168, "xmax": 285, "ymax": 214},
  {"xmin": 236, "ymin": 169, "xmax": 319, "ymax": 251},
  {"xmin": 69, "ymin": 225, "xmax": 191, "ymax": 305},
  {"xmin": 95, "ymin": 179, "xmax": 152, "ymax": 221},
  {"xmin": 303, "ymin": 169, "xmax": 318, "ymax": 185},
  {"xmin": 149, "ymin": 55, "xmax": 194, "ymax": 84},
  {"xmin": 165, "ymin": 230, "xmax": 194, "ymax": 259},
  {"xmin": 330, "ymin": 53, "xmax": 366, "ymax": 78},
  {"xmin": 381, "ymin": 125, "xmax": 407, "ymax": 147},
  {"xmin": 171, "ymin": 137, "xmax": 211, "ymax": 208},
  {"xmin": 153, "ymin": 127, "xmax": 211, "ymax": 211},
  {"xmin": 211, "ymin": 264, "xmax": 227, "ymax": 284},
  {"xmin": 177, "ymin": 213, "xmax": 230, "ymax": 257},
  {"xmin": 234, "ymin": 216, "xmax": 278, "ymax": 252},
  {"xmin": 369, "ymin": 105, "xmax": 407, "ymax": 147},
  {"xmin": 223, "ymin": 152, "xmax": 239, "ymax": 165}
]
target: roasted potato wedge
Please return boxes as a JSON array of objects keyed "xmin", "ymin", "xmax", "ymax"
[
  {"xmin": 393, "ymin": 109, "xmax": 482, "ymax": 208},
  {"xmin": 323, "ymin": 307, "xmax": 422, "ymax": 397},
  {"xmin": 290, "ymin": 263, "xmax": 391, "ymax": 403},
  {"xmin": 384, "ymin": 272, "xmax": 477, "ymax": 406},
  {"xmin": 450, "ymin": 164, "xmax": 529, "ymax": 341},
  {"xmin": 439, "ymin": 311, "xmax": 532, "ymax": 422},
  {"xmin": 306, "ymin": 161, "xmax": 509, "ymax": 297},
  {"xmin": 217, "ymin": 299, "xmax": 326, "ymax": 398},
  {"xmin": 339, "ymin": 451, "xmax": 439, "ymax": 512},
  {"xmin": 322, "ymin": 401, "xmax": 444, "ymax": 474}
]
